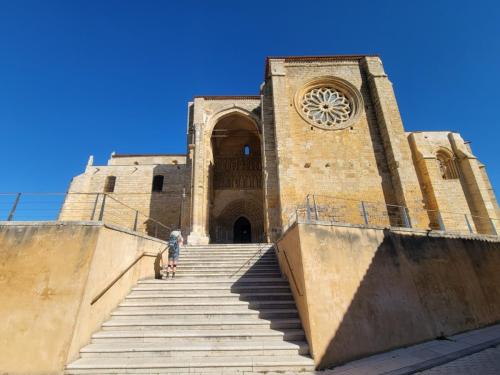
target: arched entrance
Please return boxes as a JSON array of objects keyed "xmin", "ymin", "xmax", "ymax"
[
  {"xmin": 233, "ymin": 217, "xmax": 251, "ymax": 243},
  {"xmin": 208, "ymin": 112, "xmax": 265, "ymax": 243}
]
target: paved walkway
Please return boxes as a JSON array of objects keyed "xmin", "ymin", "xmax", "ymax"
[
  {"xmin": 187, "ymin": 324, "xmax": 500, "ymax": 374},
  {"xmin": 319, "ymin": 323, "xmax": 500, "ymax": 375},
  {"xmin": 417, "ymin": 345, "xmax": 500, "ymax": 374}
]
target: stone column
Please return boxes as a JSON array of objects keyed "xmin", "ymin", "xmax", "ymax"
[
  {"xmin": 187, "ymin": 117, "xmax": 210, "ymax": 245},
  {"xmin": 362, "ymin": 57, "xmax": 427, "ymax": 228},
  {"xmin": 266, "ymin": 59, "xmax": 289, "ymax": 239}
]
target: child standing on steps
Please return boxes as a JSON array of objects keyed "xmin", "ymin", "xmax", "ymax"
[{"xmin": 163, "ymin": 229, "xmax": 183, "ymax": 279}]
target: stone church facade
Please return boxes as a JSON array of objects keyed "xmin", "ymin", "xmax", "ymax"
[{"xmin": 61, "ymin": 55, "xmax": 500, "ymax": 244}]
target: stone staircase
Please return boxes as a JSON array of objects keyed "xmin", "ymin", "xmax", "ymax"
[{"xmin": 65, "ymin": 243, "xmax": 315, "ymax": 374}]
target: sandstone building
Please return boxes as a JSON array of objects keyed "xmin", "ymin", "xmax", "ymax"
[
  {"xmin": 61, "ymin": 55, "xmax": 500, "ymax": 243},
  {"xmin": 3, "ymin": 54, "xmax": 500, "ymax": 374}
]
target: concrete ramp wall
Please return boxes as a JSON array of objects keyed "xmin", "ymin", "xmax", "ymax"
[
  {"xmin": 0, "ymin": 222, "xmax": 167, "ymax": 375},
  {"xmin": 276, "ymin": 223, "xmax": 500, "ymax": 369}
]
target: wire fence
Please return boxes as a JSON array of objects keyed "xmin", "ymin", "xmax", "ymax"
[
  {"xmin": 286, "ymin": 194, "xmax": 499, "ymax": 237},
  {"xmin": 2, "ymin": 192, "xmax": 498, "ymax": 240},
  {"xmin": 0, "ymin": 192, "xmax": 173, "ymax": 240}
]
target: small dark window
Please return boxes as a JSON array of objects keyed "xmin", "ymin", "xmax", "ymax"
[
  {"xmin": 104, "ymin": 176, "xmax": 116, "ymax": 193},
  {"xmin": 243, "ymin": 145, "xmax": 251, "ymax": 156},
  {"xmin": 152, "ymin": 175, "xmax": 164, "ymax": 192}
]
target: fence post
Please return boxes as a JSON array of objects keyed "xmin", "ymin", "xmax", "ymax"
[
  {"xmin": 7, "ymin": 193, "xmax": 21, "ymax": 221},
  {"xmin": 306, "ymin": 195, "xmax": 311, "ymax": 224},
  {"xmin": 90, "ymin": 193, "xmax": 100, "ymax": 220},
  {"xmin": 313, "ymin": 194, "xmax": 319, "ymax": 221},
  {"xmin": 361, "ymin": 201, "xmax": 369, "ymax": 225},
  {"xmin": 133, "ymin": 210, "xmax": 139, "ymax": 231},
  {"xmin": 402, "ymin": 206, "xmax": 411, "ymax": 228},
  {"xmin": 490, "ymin": 218, "xmax": 498, "ymax": 236},
  {"xmin": 98, "ymin": 194, "xmax": 107, "ymax": 221},
  {"xmin": 464, "ymin": 214, "xmax": 474, "ymax": 234},
  {"xmin": 437, "ymin": 211, "xmax": 446, "ymax": 231}
]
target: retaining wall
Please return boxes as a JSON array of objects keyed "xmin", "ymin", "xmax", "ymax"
[
  {"xmin": 0, "ymin": 221, "xmax": 166, "ymax": 375},
  {"xmin": 276, "ymin": 223, "xmax": 500, "ymax": 369}
]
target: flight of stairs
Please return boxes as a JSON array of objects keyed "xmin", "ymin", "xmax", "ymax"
[{"xmin": 65, "ymin": 243, "xmax": 315, "ymax": 374}]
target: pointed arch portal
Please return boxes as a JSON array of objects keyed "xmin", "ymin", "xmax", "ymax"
[{"xmin": 208, "ymin": 112, "xmax": 265, "ymax": 243}]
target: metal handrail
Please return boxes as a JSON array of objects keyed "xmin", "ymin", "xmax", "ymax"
[
  {"xmin": 228, "ymin": 243, "xmax": 273, "ymax": 278},
  {"xmin": 91, "ymin": 245, "xmax": 169, "ymax": 305},
  {"xmin": 280, "ymin": 245, "xmax": 303, "ymax": 297}
]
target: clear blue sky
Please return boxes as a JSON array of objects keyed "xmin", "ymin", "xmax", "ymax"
[{"xmin": 1, "ymin": 0, "xmax": 499, "ymax": 195}]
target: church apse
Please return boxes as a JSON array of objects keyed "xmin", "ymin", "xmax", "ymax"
[{"xmin": 208, "ymin": 113, "xmax": 265, "ymax": 243}]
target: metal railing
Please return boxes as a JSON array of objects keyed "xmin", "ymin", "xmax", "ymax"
[
  {"xmin": 0, "ymin": 192, "xmax": 173, "ymax": 240},
  {"xmin": 286, "ymin": 194, "xmax": 499, "ymax": 237}
]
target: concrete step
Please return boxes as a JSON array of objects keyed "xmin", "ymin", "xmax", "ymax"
[
  {"xmin": 178, "ymin": 251, "xmax": 274, "ymax": 257},
  {"xmin": 119, "ymin": 299, "xmax": 297, "ymax": 310},
  {"xmin": 173, "ymin": 260, "xmax": 278, "ymax": 267},
  {"xmin": 178, "ymin": 252, "xmax": 275, "ymax": 258},
  {"xmin": 66, "ymin": 355, "xmax": 314, "ymax": 374},
  {"xmin": 182, "ymin": 244, "xmax": 271, "ymax": 249},
  {"xmin": 174, "ymin": 265, "xmax": 279, "ymax": 272},
  {"xmin": 180, "ymin": 247, "xmax": 273, "ymax": 253},
  {"xmin": 137, "ymin": 277, "xmax": 287, "ymax": 286},
  {"xmin": 91, "ymin": 328, "xmax": 307, "ymax": 344},
  {"xmin": 175, "ymin": 259, "xmax": 277, "ymax": 265},
  {"xmin": 111, "ymin": 308, "xmax": 299, "ymax": 319},
  {"xmin": 80, "ymin": 340, "xmax": 309, "ymax": 358},
  {"xmin": 131, "ymin": 284, "xmax": 290, "ymax": 293},
  {"xmin": 170, "ymin": 270, "xmax": 281, "ymax": 279},
  {"xmin": 65, "ymin": 244, "xmax": 312, "ymax": 374},
  {"xmin": 176, "ymin": 257, "xmax": 274, "ymax": 262},
  {"xmin": 101, "ymin": 318, "xmax": 302, "ymax": 331},
  {"xmin": 123, "ymin": 293, "xmax": 293, "ymax": 304},
  {"xmin": 128, "ymin": 288, "xmax": 291, "ymax": 297},
  {"xmin": 126, "ymin": 290, "xmax": 292, "ymax": 298}
]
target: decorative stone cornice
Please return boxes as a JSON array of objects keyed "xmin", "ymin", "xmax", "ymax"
[{"xmin": 265, "ymin": 54, "xmax": 380, "ymax": 78}]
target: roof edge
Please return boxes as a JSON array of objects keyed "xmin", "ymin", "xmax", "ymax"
[
  {"xmin": 193, "ymin": 95, "xmax": 260, "ymax": 100},
  {"xmin": 111, "ymin": 153, "xmax": 187, "ymax": 158}
]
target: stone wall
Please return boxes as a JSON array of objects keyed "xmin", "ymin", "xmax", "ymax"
[
  {"xmin": 264, "ymin": 56, "xmax": 427, "ymax": 237},
  {"xmin": 276, "ymin": 222, "xmax": 500, "ymax": 369},
  {"xmin": 60, "ymin": 154, "xmax": 190, "ymax": 240},
  {"xmin": 0, "ymin": 222, "xmax": 167, "ymax": 375},
  {"xmin": 408, "ymin": 131, "xmax": 499, "ymax": 234}
]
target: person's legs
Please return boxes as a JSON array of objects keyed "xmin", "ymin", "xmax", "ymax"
[
  {"xmin": 160, "ymin": 251, "xmax": 168, "ymax": 279},
  {"xmin": 172, "ymin": 259, "xmax": 178, "ymax": 278},
  {"xmin": 171, "ymin": 244, "xmax": 179, "ymax": 278}
]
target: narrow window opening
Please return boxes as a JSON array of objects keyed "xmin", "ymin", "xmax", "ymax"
[
  {"xmin": 436, "ymin": 151, "xmax": 459, "ymax": 180},
  {"xmin": 243, "ymin": 145, "xmax": 251, "ymax": 156},
  {"xmin": 152, "ymin": 175, "xmax": 164, "ymax": 192},
  {"xmin": 104, "ymin": 176, "xmax": 116, "ymax": 193}
]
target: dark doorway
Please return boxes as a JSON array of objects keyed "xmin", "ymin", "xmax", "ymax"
[{"xmin": 233, "ymin": 217, "xmax": 251, "ymax": 243}]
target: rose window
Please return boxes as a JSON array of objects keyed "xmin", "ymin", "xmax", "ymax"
[{"xmin": 301, "ymin": 87, "xmax": 353, "ymax": 127}]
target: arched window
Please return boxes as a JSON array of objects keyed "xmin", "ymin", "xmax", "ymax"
[
  {"xmin": 152, "ymin": 175, "xmax": 164, "ymax": 192},
  {"xmin": 104, "ymin": 176, "xmax": 116, "ymax": 193},
  {"xmin": 243, "ymin": 145, "xmax": 251, "ymax": 156},
  {"xmin": 436, "ymin": 150, "xmax": 459, "ymax": 180}
]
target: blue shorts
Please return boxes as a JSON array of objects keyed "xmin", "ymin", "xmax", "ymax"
[{"xmin": 168, "ymin": 243, "xmax": 180, "ymax": 261}]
